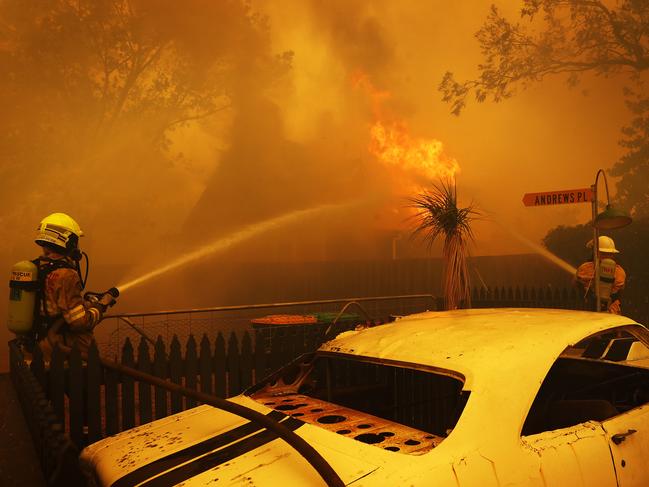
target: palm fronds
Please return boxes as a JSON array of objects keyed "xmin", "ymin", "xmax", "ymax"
[{"xmin": 409, "ymin": 180, "xmax": 479, "ymax": 310}]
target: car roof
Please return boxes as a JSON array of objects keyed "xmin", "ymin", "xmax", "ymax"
[
  {"xmin": 321, "ymin": 308, "xmax": 639, "ymax": 389},
  {"xmin": 319, "ymin": 308, "xmax": 647, "ymax": 446}
]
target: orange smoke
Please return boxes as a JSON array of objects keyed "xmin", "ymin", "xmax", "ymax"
[{"xmin": 352, "ymin": 71, "xmax": 460, "ymax": 183}]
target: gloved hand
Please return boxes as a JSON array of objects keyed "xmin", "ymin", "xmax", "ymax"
[
  {"xmin": 99, "ymin": 292, "xmax": 116, "ymax": 307},
  {"xmin": 608, "ymin": 300, "xmax": 621, "ymax": 315},
  {"xmin": 85, "ymin": 288, "xmax": 119, "ymax": 313}
]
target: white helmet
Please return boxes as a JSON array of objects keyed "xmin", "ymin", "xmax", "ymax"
[
  {"xmin": 35, "ymin": 213, "xmax": 83, "ymax": 253},
  {"xmin": 587, "ymin": 235, "xmax": 619, "ymax": 254}
]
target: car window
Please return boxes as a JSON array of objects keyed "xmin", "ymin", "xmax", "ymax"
[
  {"xmin": 247, "ymin": 353, "xmax": 469, "ymax": 454},
  {"xmin": 522, "ymin": 326, "xmax": 649, "ymax": 436}
]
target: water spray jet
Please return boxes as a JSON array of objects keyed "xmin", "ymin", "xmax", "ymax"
[
  {"xmin": 116, "ymin": 202, "xmax": 354, "ymax": 294},
  {"xmin": 497, "ymin": 223, "xmax": 577, "ymax": 275}
]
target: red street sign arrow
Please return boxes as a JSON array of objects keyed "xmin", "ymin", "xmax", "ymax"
[{"xmin": 522, "ymin": 188, "xmax": 593, "ymax": 207}]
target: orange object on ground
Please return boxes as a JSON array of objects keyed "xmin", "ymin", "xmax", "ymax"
[{"xmin": 251, "ymin": 314, "xmax": 318, "ymax": 326}]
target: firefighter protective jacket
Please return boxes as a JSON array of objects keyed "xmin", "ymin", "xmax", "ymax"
[
  {"xmin": 575, "ymin": 260, "xmax": 626, "ymax": 313},
  {"xmin": 575, "ymin": 261, "xmax": 626, "ymax": 294},
  {"xmin": 38, "ymin": 256, "xmax": 102, "ymax": 330}
]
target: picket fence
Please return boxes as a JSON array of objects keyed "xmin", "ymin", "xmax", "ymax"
[{"xmin": 24, "ymin": 319, "xmax": 362, "ymax": 451}]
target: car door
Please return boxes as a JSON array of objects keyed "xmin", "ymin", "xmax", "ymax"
[
  {"xmin": 518, "ymin": 326, "xmax": 649, "ymax": 487},
  {"xmin": 522, "ymin": 421, "xmax": 618, "ymax": 486},
  {"xmin": 602, "ymin": 405, "xmax": 649, "ymax": 486}
]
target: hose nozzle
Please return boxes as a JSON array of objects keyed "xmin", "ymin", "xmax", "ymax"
[{"xmin": 84, "ymin": 287, "xmax": 120, "ymax": 309}]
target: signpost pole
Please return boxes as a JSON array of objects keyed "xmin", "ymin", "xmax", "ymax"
[{"xmin": 591, "ymin": 183, "xmax": 600, "ymax": 312}]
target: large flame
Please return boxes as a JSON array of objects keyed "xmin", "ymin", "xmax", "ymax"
[
  {"xmin": 369, "ymin": 120, "xmax": 459, "ymax": 180},
  {"xmin": 353, "ymin": 71, "xmax": 459, "ymax": 182}
]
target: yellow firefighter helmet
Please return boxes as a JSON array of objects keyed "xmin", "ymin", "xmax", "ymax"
[
  {"xmin": 587, "ymin": 235, "xmax": 619, "ymax": 254},
  {"xmin": 35, "ymin": 213, "xmax": 83, "ymax": 252}
]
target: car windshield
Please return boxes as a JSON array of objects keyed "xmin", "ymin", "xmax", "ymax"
[{"xmin": 247, "ymin": 352, "xmax": 468, "ymax": 455}]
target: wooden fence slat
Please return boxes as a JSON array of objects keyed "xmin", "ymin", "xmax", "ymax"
[
  {"xmin": 226, "ymin": 333, "xmax": 240, "ymax": 396},
  {"xmin": 49, "ymin": 344, "xmax": 65, "ymax": 423},
  {"xmin": 303, "ymin": 324, "xmax": 316, "ymax": 353},
  {"xmin": 68, "ymin": 343, "xmax": 84, "ymax": 447},
  {"xmin": 545, "ymin": 287, "xmax": 553, "ymax": 302},
  {"xmin": 282, "ymin": 323, "xmax": 300, "ymax": 365},
  {"xmin": 104, "ymin": 364, "xmax": 118, "ymax": 436},
  {"xmin": 561, "ymin": 287, "xmax": 569, "ymax": 301},
  {"xmin": 287, "ymin": 327, "xmax": 300, "ymax": 363},
  {"xmin": 296, "ymin": 326, "xmax": 309, "ymax": 358},
  {"xmin": 185, "ymin": 335, "xmax": 198, "ymax": 408},
  {"xmin": 121, "ymin": 338, "xmax": 135, "ymax": 430},
  {"xmin": 569, "ymin": 287, "xmax": 578, "ymax": 300},
  {"xmin": 493, "ymin": 287, "xmax": 500, "ymax": 302},
  {"xmin": 86, "ymin": 341, "xmax": 102, "ymax": 443},
  {"xmin": 154, "ymin": 336, "xmax": 168, "ymax": 420},
  {"xmin": 254, "ymin": 331, "xmax": 266, "ymax": 385},
  {"xmin": 269, "ymin": 327, "xmax": 284, "ymax": 373},
  {"xmin": 240, "ymin": 332, "xmax": 253, "ymax": 391},
  {"xmin": 138, "ymin": 338, "xmax": 152, "ymax": 425},
  {"xmin": 199, "ymin": 335, "xmax": 212, "ymax": 396},
  {"xmin": 169, "ymin": 335, "xmax": 183, "ymax": 414},
  {"xmin": 214, "ymin": 333, "xmax": 226, "ymax": 398}
]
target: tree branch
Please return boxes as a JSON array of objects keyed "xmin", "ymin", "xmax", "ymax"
[{"xmin": 440, "ymin": 0, "xmax": 649, "ymax": 114}]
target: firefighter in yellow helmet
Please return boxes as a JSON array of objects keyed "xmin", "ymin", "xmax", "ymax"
[
  {"xmin": 34, "ymin": 213, "xmax": 116, "ymax": 356},
  {"xmin": 575, "ymin": 236, "xmax": 626, "ymax": 314}
]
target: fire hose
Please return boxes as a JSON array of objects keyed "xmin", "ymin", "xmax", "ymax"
[{"xmin": 51, "ymin": 341, "xmax": 345, "ymax": 487}]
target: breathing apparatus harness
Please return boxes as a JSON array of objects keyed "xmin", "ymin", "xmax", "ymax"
[
  {"xmin": 582, "ymin": 257, "xmax": 621, "ymax": 312},
  {"xmin": 32, "ymin": 250, "xmax": 89, "ymax": 341},
  {"xmin": 8, "ymin": 243, "xmax": 92, "ymax": 347}
]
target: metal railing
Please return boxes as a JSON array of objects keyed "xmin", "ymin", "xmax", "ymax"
[{"xmin": 97, "ymin": 294, "xmax": 438, "ymax": 359}]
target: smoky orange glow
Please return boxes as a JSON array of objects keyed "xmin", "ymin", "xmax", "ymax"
[{"xmin": 0, "ymin": 0, "xmax": 636, "ymax": 372}]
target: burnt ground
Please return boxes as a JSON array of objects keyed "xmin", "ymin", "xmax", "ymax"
[{"xmin": 0, "ymin": 373, "xmax": 46, "ymax": 487}]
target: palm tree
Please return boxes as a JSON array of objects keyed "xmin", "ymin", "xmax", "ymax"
[{"xmin": 409, "ymin": 180, "xmax": 479, "ymax": 310}]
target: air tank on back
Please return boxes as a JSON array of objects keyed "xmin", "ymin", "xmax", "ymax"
[{"xmin": 8, "ymin": 260, "xmax": 38, "ymax": 336}]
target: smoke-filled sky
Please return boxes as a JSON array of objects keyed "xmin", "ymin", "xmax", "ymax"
[
  {"xmin": 3, "ymin": 0, "xmax": 633, "ymax": 257},
  {"xmin": 174, "ymin": 0, "xmax": 632, "ymax": 262},
  {"xmin": 0, "ymin": 0, "xmax": 638, "ymax": 369},
  {"xmin": 259, "ymin": 0, "xmax": 632, "ymax": 254}
]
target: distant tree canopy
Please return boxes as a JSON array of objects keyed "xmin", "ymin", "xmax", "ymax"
[
  {"xmin": 439, "ymin": 0, "xmax": 649, "ymax": 216},
  {"xmin": 0, "ymin": 0, "xmax": 282, "ymax": 162},
  {"xmin": 0, "ymin": 0, "xmax": 291, "ymax": 255},
  {"xmin": 610, "ymin": 92, "xmax": 649, "ymax": 216}
]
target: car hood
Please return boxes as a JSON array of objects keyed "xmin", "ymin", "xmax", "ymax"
[{"xmin": 80, "ymin": 396, "xmax": 380, "ymax": 486}]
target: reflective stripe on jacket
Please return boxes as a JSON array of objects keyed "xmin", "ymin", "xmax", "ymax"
[{"xmin": 575, "ymin": 261, "xmax": 626, "ymax": 295}]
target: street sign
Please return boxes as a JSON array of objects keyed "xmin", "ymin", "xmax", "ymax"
[{"xmin": 522, "ymin": 188, "xmax": 593, "ymax": 207}]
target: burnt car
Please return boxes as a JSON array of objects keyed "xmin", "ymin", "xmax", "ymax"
[{"xmin": 80, "ymin": 309, "xmax": 649, "ymax": 486}]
